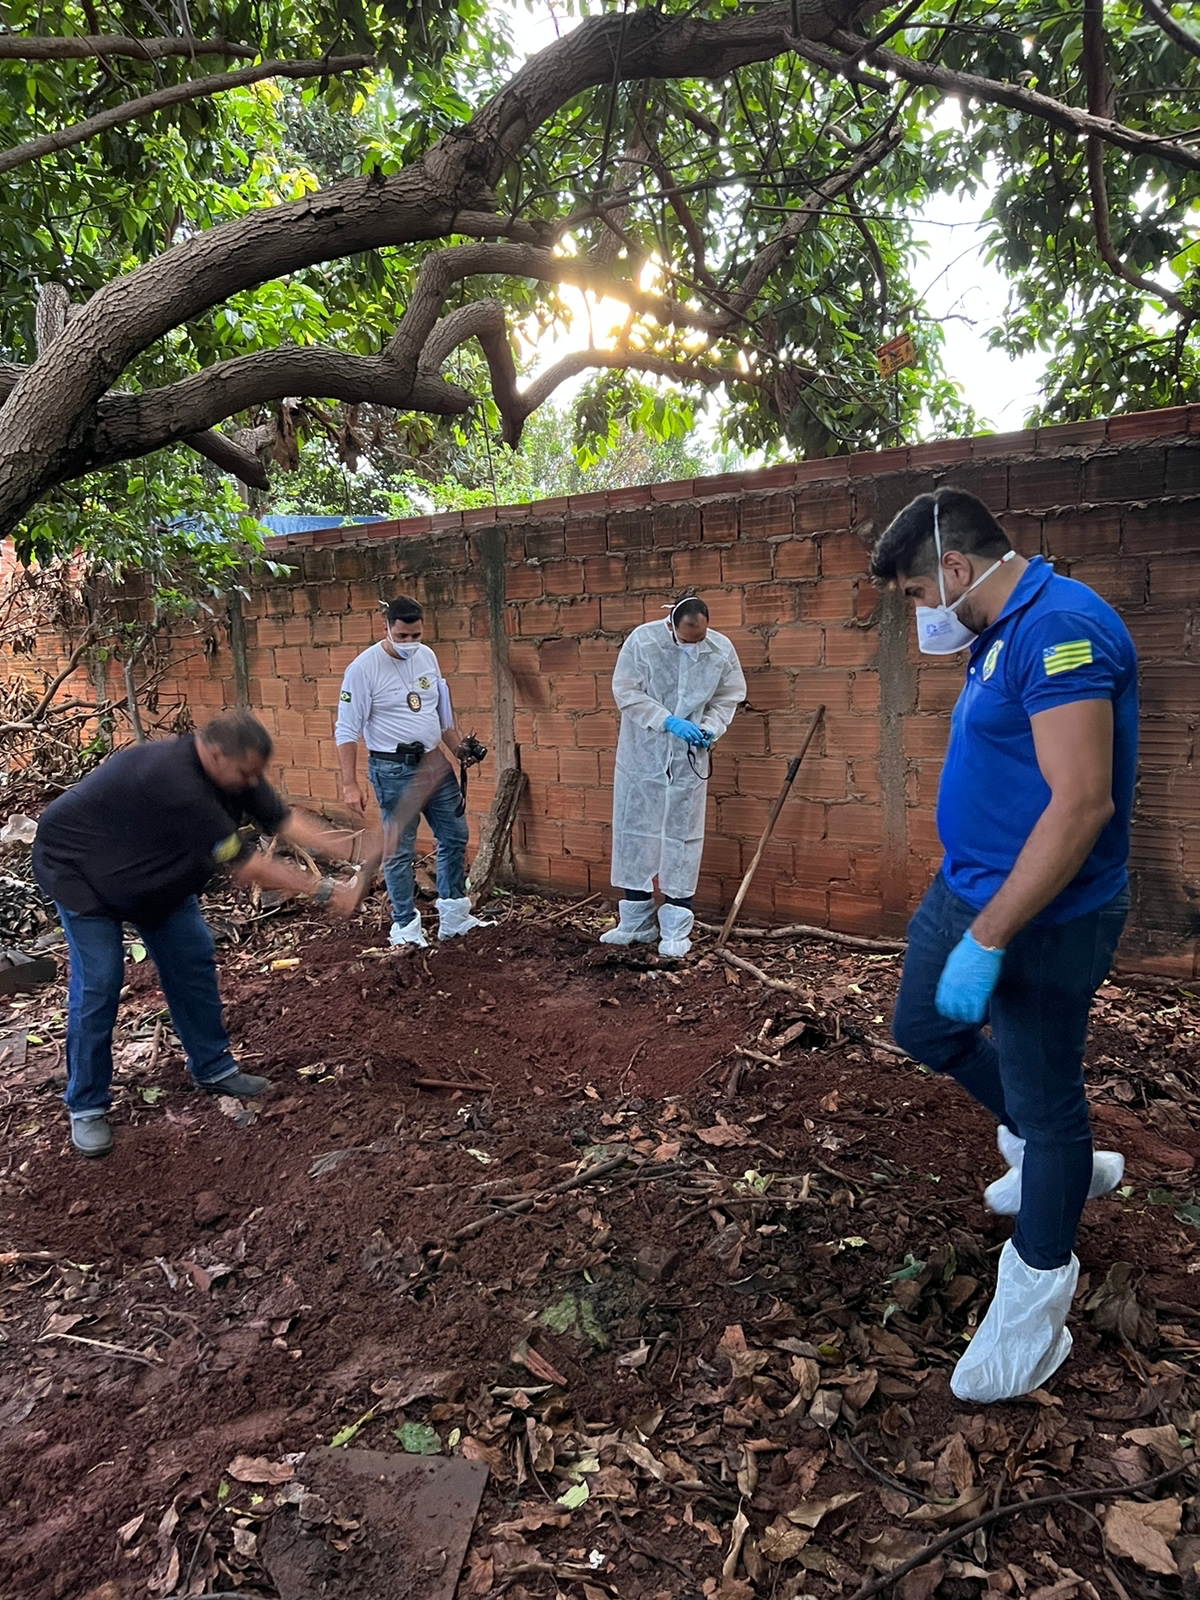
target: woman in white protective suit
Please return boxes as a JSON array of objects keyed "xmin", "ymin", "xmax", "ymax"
[{"xmin": 601, "ymin": 598, "xmax": 746, "ymax": 958}]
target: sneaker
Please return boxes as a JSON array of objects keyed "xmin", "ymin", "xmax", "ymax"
[
  {"xmin": 201, "ymin": 1071, "xmax": 270, "ymax": 1098},
  {"xmin": 389, "ymin": 912, "xmax": 428, "ymax": 947},
  {"xmin": 69, "ymin": 1114, "xmax": 113, "ymax": 1158}
]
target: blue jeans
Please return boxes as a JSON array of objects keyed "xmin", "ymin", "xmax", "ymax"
[
  {"xmin": 58, "ymin": 897, "xmax": 239, "ymax": 1115},
  {"xmin": 892, "ymin": 871, "xmax": 1128, "ymax": 1270},
  {"xmin": 367, "ymin": 758, "xmax": 468, "ymax": 924}
]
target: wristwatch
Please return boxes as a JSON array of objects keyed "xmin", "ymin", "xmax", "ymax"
[{"xmin": 312, "ymin": 877, "xmax": 335, "ymax": 907}]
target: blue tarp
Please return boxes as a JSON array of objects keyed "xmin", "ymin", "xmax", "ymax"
[{"xmin": 256, "ymin": 514, "xmax": 387, "ymax": 537}]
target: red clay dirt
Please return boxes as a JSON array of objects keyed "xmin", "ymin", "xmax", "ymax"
[{"xmin": 2, "ymin": 889, "xmax": 1199, "ymax": 1600}]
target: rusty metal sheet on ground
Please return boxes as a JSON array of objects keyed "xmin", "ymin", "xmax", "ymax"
[{"xmin": 261, "ymin": 1445, "xmax": 489, "ymax": 1600}]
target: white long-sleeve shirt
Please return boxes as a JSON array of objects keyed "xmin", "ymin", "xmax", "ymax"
[{"xmin": 334, "ymin": 641, "xmax": 453, "ymax": 754}]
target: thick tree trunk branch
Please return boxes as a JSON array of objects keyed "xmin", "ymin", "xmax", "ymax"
[
  {"xmin": 1082, "ymin": 0, "xmax": 1192, "ymax": 322},
  {"xmin": 1139, "ymin": 0, "xmax": 1200, "ymax": 61},
  {"xmin": 825, "ymin": 29, "xmax": 1200, "ymax": 174},
  {"xmin": 183, "ymin": 429, "xmax": 271, "ymax": 488},
  {"xmin": 0, "ymin": 33, "xmax": 256, "ymax": 60},
  {"xmin": 0, "ymin": 0, "xmax": 883, "ymax": 532},
  {"xmin": 0, "ymin": 55, "xmax": 374, "ymax": 177}
]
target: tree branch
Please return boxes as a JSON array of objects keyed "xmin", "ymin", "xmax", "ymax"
[
  {"xmin": 825, "ymin": 29, "xmax": 1200, "ymax": 173},
  {"xmin": 0, "ymin": 629, "xmax": 94, "ymax": 737},
  {"xmin": 0, "ymin": 33, "xmax": 256, "ymax": 60},
  {"xmin": 1082, "ymin": 0, "xmax": 1193, "ymax": 321},
  {"xmin": 182, "ymin": 429, "xmax": 271, "ymax": 488},
  {"xmin": 0, "ymin": 54, "xmax": 374, "ymax": 177},
  {"xmin": 1139, "ymin": 0, "xmax": 1200, "ymax": 62}
]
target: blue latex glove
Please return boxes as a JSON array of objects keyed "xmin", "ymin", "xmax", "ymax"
[
  {"xmin": 664, "ymin": 715, "xmax": 706, "ymax": 746},
  {"xmin": 935, "ymin": 930, "xmax": 1005, "ymax": 1024}
]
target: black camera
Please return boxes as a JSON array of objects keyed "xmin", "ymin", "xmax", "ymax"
[{"xmin": 458, "ymin": 734, "xmax": 487, "ymax": 768}]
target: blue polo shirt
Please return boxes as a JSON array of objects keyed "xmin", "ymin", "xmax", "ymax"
[{"xmin": 936, "ymin": 556, "xmax": 1138, "ymax": 925}]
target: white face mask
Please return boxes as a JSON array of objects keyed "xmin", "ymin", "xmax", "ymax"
[
  {"xmin": 389, "ymin": 641, "xmax": 418, "ymax": 660},
  {"xmin": 679, "ymin": 641, "xmax": 703, "ymax": 661},
  {"xmin": 915, "ymin": 504, "xmax": 1015, "ymax": 655}
]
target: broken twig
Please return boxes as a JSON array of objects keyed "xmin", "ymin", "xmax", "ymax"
[{"xmin": 453, "ymin": 1153, "xmax": 629, "ymax": 1242}]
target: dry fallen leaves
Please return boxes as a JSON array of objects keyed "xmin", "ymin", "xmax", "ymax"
[
  {"xmin": 226, "ymin": 1455, "xmax": 295, "ymax": 1485},
  {"xmin": 1102, "ymin": 1497, "xmax": 1182, "ymax": 1575}
]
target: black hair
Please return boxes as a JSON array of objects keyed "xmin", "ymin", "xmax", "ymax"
[
  {"xmin": 869, "ymin": 488, "xmax": 1010, "ymax": 585},
  {"xmin": 385, "ymin": 594, "xmax": 423, "ymax": 625},
  {"xmin": 669, "ymin": 597, "xmax": 709, "ymax": 626},
  {"xmin": 199, "ymin": 711, "xmax": 273, "ymax": 761}
]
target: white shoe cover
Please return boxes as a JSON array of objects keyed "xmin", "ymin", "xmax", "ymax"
[
  {"xmin": 436, "ymin": 896, "xmax": 493, "ymax": 940},
  {"xmin": 599, "ymin": 899, "xmax": 658, "ymax": 946},
  {"xmin": 950, "ymin": 1239, "xmax": 1078, "ymax": 1402},
  {"xmin": 984, "ymin": 1125, "xmax": 1125, "ymax": 1216},
  {"xmin": 657, "ymin": 903, "xmax": 694, "ymax": 958},
  {"xmin": 389, "ymin": 912, "xmax": 428, "ymax": 947}
]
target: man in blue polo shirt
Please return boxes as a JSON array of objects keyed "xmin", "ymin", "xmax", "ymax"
[{"xmin": 870, "ymin": 488, "xmax": 1137, "ymax": 1403}]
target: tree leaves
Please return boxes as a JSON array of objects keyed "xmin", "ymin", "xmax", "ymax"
[{"xmin": 1102, "ymin": 1497, "xmax": 1182, "ymax": 1575}]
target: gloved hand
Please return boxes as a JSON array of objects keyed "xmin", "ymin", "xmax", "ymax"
[
  {"xmin": 935, "ymin": 930, "xmax": 1005, "ymax": 1023},
  {"xmin": 664, "ymin": 715, "xmax": 706, "ymax": 746}
]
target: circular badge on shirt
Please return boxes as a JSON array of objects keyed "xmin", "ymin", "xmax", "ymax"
[{"xmin": 407, "ymin": 691, "xmax": 422, "ymax": 713}]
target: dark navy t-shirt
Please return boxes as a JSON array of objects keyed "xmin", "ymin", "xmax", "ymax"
[
  {"xmin": 33, "ymin": 734, "xmax": 287, "ymax": 924},
  {"xmin": 936, "ymin": 556, "xmax": 1138, "ymax": 924}
]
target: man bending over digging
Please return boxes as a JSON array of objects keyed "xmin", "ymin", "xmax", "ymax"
[
  {"xmin": 871, "ymin": 488, "xmax": 1136, "ymax": 1403},
  {"xmin": 34, "ymin": 711, "xmax": 382, "ymax": 1158}
]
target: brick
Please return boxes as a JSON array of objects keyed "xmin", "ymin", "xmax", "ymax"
[
  {"xmin": 916, "ymin": 665, "xmax": 963, "ymax": 713},
  {"xmin": 558, "ymin": 748, "xmax": 600, "ymax": 785},
  {"xmin": 740, "ymin": 671, "xmax": 794, "ymax": 713},
  {"xmin": 533, "ymin": 710, "xmax": 575, "ymax": 748},
  {"xmin": 559, "ymin": 596, "xmax": 601, "ymax": 634},
  {"xmin": 1138, "ymin": 721, "xmax": 1193, "ymax": 768},
  {"xmin": 1123, "ymin": 611, "xmax": 1187, "ymax": 658},
  {"xmin": 536, "ymin": 637, "xmax": 578, "ymax": 673},
  {"xmin": 562, "ymin": 820, "xmax": 607, "ymax": 859},
  {"xmin": 795, "ymin": 481, "xmax": 852, "ymax": 534},
  {"xmin": 790, "ymin": 840, "xmax": 853, "ymax": 886},
  {"xmin": 722, "ymin": 543, "xmax": 774, "ymax": 585},
  {"xmin": 768, "ymin": 625, "xmax": 822, "ymax": 669},
  {"xmin": 798, "ymin": 578, "xmax": 855, "ymax": 622},
  {"xmin": 582, "ymin": 555, "xmax": 627, "ymax": 594},
  {"xmin": 823, "ymin": 714, "xmax": 881, "ymax": 756},
  {"xmin": 850, "ymin": 673, "xmax": 881, "ymax": 714},
  {"xmin": 607, "ymin": 511, "xmax": 654, "ymax": 552},
  {"xmin": 744, "ymin": 583, "xmax": 799, "ymax": 627},
  {"xmin": 564, "ymin": 517, "xmax": 608, "ymax": 558},
  {"xmin": 820, "ymin": 530, "xmax": 871, "ymax": 576},
  {"xmin": 773, "ymin": 884, "xmax": 832, "ymax": 923},
  {"xmin": 1084, "ymin": 449, "xmax": 1165, "ymax": 503},
  {"xmin": 1139, "ymin": 770, "xmax": 1200, "ymax": 822},
  {"xmin": 671, "ymin": 548, "xmax": 723, "ymax": 588},
  {"xmin": 1067, "ymin": 557, "xmax": 1146, "ymax": 607},
  {"xmin": 1008, "ymin": 457, "xmax": 1084, "ymax": 510},
  {"xmin": 517, "ymin": 599, "xmax": 562, "ymax": 637},
  {"xmin": 1123, "ymin": 502, "xmax": 1200, "ymax": 555},
  {"xmin": 553, "ymin": 674, "xmax": 598, "ymax": 711},
  {"xmin": 902, "ymin": 718, "xmax": 951, "ymax": 759},
  {"xmin": 654, "ymin": 504, "xmax": 701, "ymax": 545},
  {"xmin": 827, "ymin": 889, "xmax": 886, "ymax": 935},
  {"xmin": 774, "ymin": 537, "xmax": 819, "ymax": 580},
  {"xmin": 825, "ymin": 804, "xmax": 884, "ymax": 846},
  {"xmin": 1037, "ymin": 418, "xmax": 1109, "ymax": 449},
  {"xmin": 1164, "ymin": 447, "xmax": 1200, "ymax": 497},
  {"xmin": 626, "ymin": 549, "xmax": 674, "ymax": 589},
  {"xmin": 1043, "ymin": 507, "xmax": 1121, "ymax": 559},
  {"xmin": 1108, "ymin": 406, "xmax": 1191, "ymax": 442},
  {"xmin": 574, "ymin": 712, "xmax": 619, "ymax": 748},
  {"xmin": 543, "ymin": 783, "xmax": 584, "ymax": 818},
  {"xmin": 739, "ymin": 497, "xmax": 793, "ymax": 540},
  {"xmin": 342, "ymin": 613, "xmax": 376, "ymax": 644},
  {"xmin": 282, "ymin": 614, "xmax": 311, "ymax": 647},
  {"xmin": 996, "ymin": 513, "xmax": 1043, "ymax": 555},
  {"xmin": 935, "ymin": 464, "xmax": 1008, "ymax": 513},
  {"xmin": 525, "ymin": 522, "xmax": 567, "ymax": 561},
  {"xmin": 255, "ymin": 616, "xmax": 285, "ymax": 646},
  {"xmin": 582, "ymin": 788, "xmax": 613, "ymax": 824},
  {"xmin": 579, "ymin": 637, "xmax": 620, "ymax": 673},
  {"xmin": 1148, "ymin": 554, "xmax": 1200, "ymax": 603},
  {"xmin": 542, "ymin": 560, "xmax": 585, "ymax": 596},
  {"xmin": 790, "ymin": 758, "xmax": 848, "ymax": 802},
  {"xmin": 505, "ymin": 564, "xmax": 544, "ymax": 601},
  {"xmin": 599, "ymin": 595, "xmax": 645, "ymax": 632},
  {"xmin": 721, "ymin": 714, "xmax": 767, "ymax": 758},
  {"xmin": 824, "ymin": 627, "xmax": 879, "ymax": 669},
  {"xmin": 700, "ymin": 500, "xmax": 738, "ymax": 543}
]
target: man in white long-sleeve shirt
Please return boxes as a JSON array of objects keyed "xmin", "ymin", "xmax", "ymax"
[{"xmin": 335, "ymin": 594, "xmax": 490, "ymax": 946}]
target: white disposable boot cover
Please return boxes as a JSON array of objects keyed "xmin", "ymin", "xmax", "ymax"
[
  {"xmin": 599, "ymin": 899, "xmax": 658, "ymax": 946},
  {"xmin": 389, "ymin": 912, "xmax": 428, "ymax": 947},
  {"xmin": 985, "ymin": 1125, "xmax": 1125, "ymax": 1216},
  {"xmin": 950, "ymin": 1238, "xmax": 1078, "ymax": 1403},
  {"xmin": 436, "ymin": 896, "xmax": 494, "ymax": 940},
  {"xmin": 657, "ymin": 903, "xmax": 695, "ymax": 958}
]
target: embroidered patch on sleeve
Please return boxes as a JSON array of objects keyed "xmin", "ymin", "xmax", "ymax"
[
  {"xmin": 339, "ymin": 690, "xmax": 352, "ymax": 702},
  {"xmin": 212, "ymin": 832, "xmax": 241, "ymax": 863},
  {"xmin": 1042, "ymin": 639, "xmax": 1094, "ymax": 677}
]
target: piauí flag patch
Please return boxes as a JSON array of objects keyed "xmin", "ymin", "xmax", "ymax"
[{"xmin": 1042, "ymin": 639, "xmax": 1093, "ymax": 677}]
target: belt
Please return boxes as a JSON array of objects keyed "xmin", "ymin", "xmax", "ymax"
[{"xmin": 368, "ymin": 743, "xmax": 425, "ymax": 764}]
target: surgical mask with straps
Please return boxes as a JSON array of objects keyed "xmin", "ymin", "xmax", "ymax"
[{"xmin": 915, "ymin": 503, "xmax": 1016, "ymax": 655}]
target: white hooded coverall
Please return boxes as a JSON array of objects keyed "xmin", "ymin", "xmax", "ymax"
[{"xmin": 610, "ymin": 621, "xmax": 746, "ymax": 899}]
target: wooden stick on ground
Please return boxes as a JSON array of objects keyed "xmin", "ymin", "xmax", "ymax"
[
  {"xmin": 699, "ymin": 920, "xmax": 907, "ymax": 953},
  {"xmin": 717, "ymin": 705, "xmax": 825, "ymax": 948}
]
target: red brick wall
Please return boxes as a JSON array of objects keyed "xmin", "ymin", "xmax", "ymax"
[{"xmin": 5, "ymin": 405, "xmax": 1199, "ymax": 975}]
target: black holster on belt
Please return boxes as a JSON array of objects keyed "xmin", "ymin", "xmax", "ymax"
[{"xmin": 369, "ymin": 741, "xmax": 425, "ymax": 765}]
